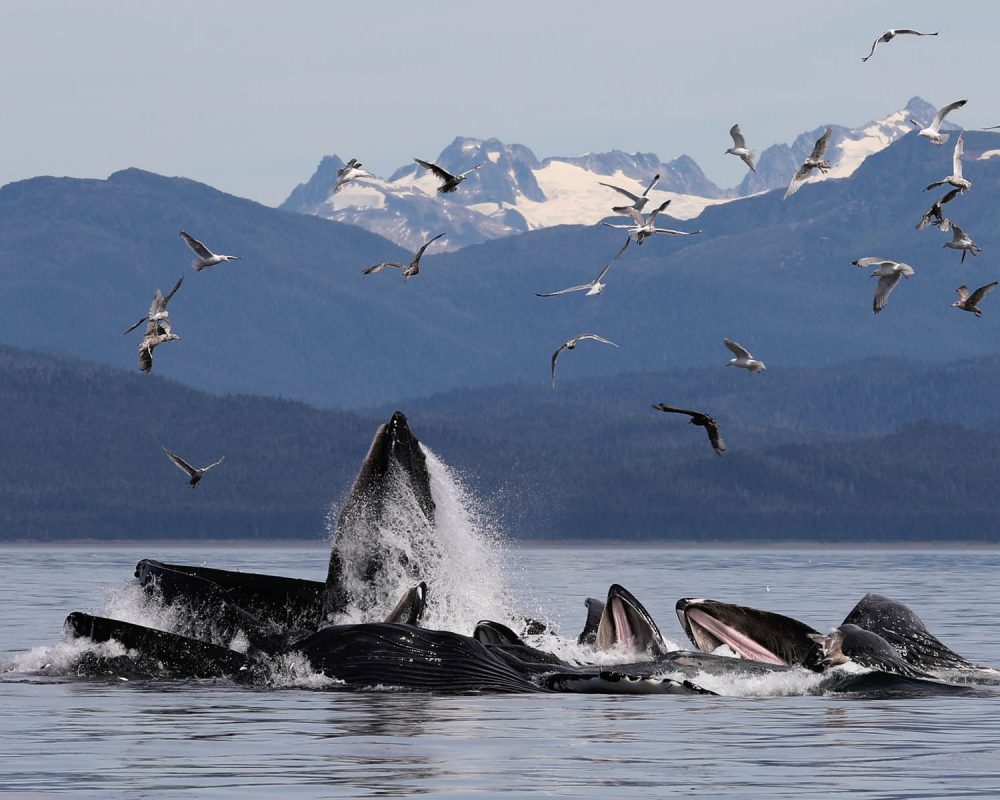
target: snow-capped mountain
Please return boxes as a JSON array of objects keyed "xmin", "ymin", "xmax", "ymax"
[{"xmin": 281, "ymin": 98, "xmax": 951, "ymax": 250}]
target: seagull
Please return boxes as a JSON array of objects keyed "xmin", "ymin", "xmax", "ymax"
[
  {"xmin": 550, "ymin": 334, "xmax": 619, "ymax": 387},
  {"xmin": 179, "ymin": 231, "xmax": 241, "ymax": 272},
  {"xmin": 162, "ymin": 446, "xmax": 225, "ymax": 488},
  {"xmin": 362, "ymin": 233, "xmax": 446, "ymax": 280},
  {"xmin": 651, "ymin": 404, "xmax": 726, "ymax": 456},
  {"xmin": 952, "ymin": 282, "xmax": 998, "ymax": 317},
  {"xmin": 852, "ymin": 257, "xmax": 915, "ymax": 314},
  {"xmin": 943, "ymin": 223, "xmax": 982, "ymax": 262},
  {"xmin": 911, "ymin": 99, "xmax": 967, "ymax": 146},
  {"xmin": 725, "ymin": 125, "xmax": 756, "ymax": 173},
  {"xmin": 137, "ymin": 319, "xmax": 180, "ymax": 373},
  {"xmin": 601, "ymin": 200, "xmax": 701, "ymax": 245},
  {"xmin": 598, "ymin": 174, "xmax": 661, "ymax": 214},
  {"xmin": 925, "ymin": 133, "xmax": 972, "ymax": 192},
  {"xmin": 333, "ymin": 158, "xmax": 375, "ymax": 193},
  {"xmin": 861, "ymin": 28, "xmax": 938, "ymax": 62},
  {"xmin": 785, "ymin": 128, "xmax": 832, "ymax": 198},
  {"xmin": 123, "ymin": 276, "xmax": 183, "ymax": 336},
  {"xmin": 414, "ymin": 158, "xmax": 485, "ymax": 193},
  {"xmin": 723, "ymin": 339, "xmax": 766, "ymax": 373},
  {"xmin": 916, "ymin": 187, "xmax": 960, "ymax": 231},
  {"xmin": 535, "ymin": 240, "xmax": 630, "ymax": 297}
]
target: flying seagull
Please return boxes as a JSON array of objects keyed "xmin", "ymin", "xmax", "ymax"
[
  {"xmin": 725, "ymin": 125, "xmax": 756, "ymax": 173},
  {"xmin": 861, "ymin": 28, "xmax": 938, "ymax": 62},
  {"xmin": 912, "ymin": 99, "xmax": 967, "ymax": 146},
  {"xmin": 601, "ymin": 200, "xmax": 701, "ymax": 245},
  {"xmin": 925, "ymin": 133, "xmax": 972, "ymax": 192},
  {"xmin": 550, "ymin": 334, "xmax": 619, "ymax": 387},
  {"xmin": 535, "ymin": 239, "xmax": 630, "ymax": 297},
  {"xmin": 137, "ymin": 319, "xmax": 180, "ymax": 373},
  {"xmin": 123, "ymin": 276, "xmax": 183, "ymax": 336},
  {"xmin": 943, "ymin": 223, "xmax": 981, "ymax": 262},
  {"xmin": 852, "ymin": 257, "xmax": 915, "ymax": 314},
  {"xmin": 162, "ymin": 446, "xmax": 225, "ymax": 488},
  {"xmin": 179, "ymin": 231, "xmax": 241, "ymax": 272},
  {"xmin": 333, "ymin": 158, "xmax": 375, "ymax": 193},
  {"xmin": 723, "ymin": 339, "xmax": 766, "ymax": 373},
  {"xmin": 598, "ymin": 174, "xmax": 661, "ymax": 214},
  {"xmin": 362, "ymin": 233, "xmax": 446, "ymax": 280},
  {"xmin": 785, "ymin": 128, "xmax": 832, "ymax": 199},
  {"xmin": 651, "ymin": 404, "xmax": 726, "ymax": 456},
  {"xmin": 916, "ymin": 187, "xmax": 960, "ymax": 231},
  {"xmin": 952, "ymin": 282, "xmax": 998, "ymax": 317},
  {"xmin": 414, "ymin": 158, "xmax": 485, "ymax": 193}
]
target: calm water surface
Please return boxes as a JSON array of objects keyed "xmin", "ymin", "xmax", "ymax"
[{"xmin": 2, "ymin": 543, "xmax": 1000, "ymax": 799}]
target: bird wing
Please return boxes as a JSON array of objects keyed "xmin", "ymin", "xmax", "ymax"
[
  {"xmin": 201, "ymin": 456, "xmax": 226, "ymax": 473},
  {"xmin": 163, "ymin": 446, "xmax": 199, "ymax": 478},
  {"xmin": 968, "ymin": 282, "xmax": 999, "ymax": 306},
  {"xmin": 651, "ymin": 403, "xmax": 699, "ymax": 419},
  {"xmin": 598, "ymin": 182, "xmax": 642, "ymax": 203},
  {"xmin": 932, "ymin": 99, "xmax": 967, "ymax": 130},
  {"xmin": 741, "ymin": 152, "xmax": 757, "ymax": 172},
  {"xmin": 647, "ymin": 199, "xmax": 672, "ymax": 225},
  {"xmin": 414, "ymin": 158, "xmax": 456, "ymax": 182},
  {"xmin": 952, "ymin": 133, "xmax": 965, "ymax": 178},
  {"xmin": 413, "ymin": 232, "xmax": 446, "ymax": 262},
  {"xmin": 652, "ymin": 228, "xmax": 699, "ymax": 235},
  {"xmin": 601, "ymin": 222, "xmax": 635, "ymax": 230},
  {"xmin": 784, "ymin": 172, "xmax": 807, "ymax": 199},
  {"xmin": 535, "ymin": 283, "xmax": 593, "ymax": 297},
  {"xmin": 809, "ymin": 128, "xmax": 833, "ymax": 160},
  {"xmin": 925, "ymin": 178, "xmax": 947, "ymax": 191},
  {"xmin": 362, "ymin": 262, "xmax": 406, "ymax": 275},
  {"xmin": 574, "ymin": 334, "xmax": 619, "ymax": 348},
  {"xmin": 705, "ymin": 420, "xmax": 726, "ymax": 456},
  {"xmin": 642, "ymin": 173, "xmax": 661, "ymax": 196},
  {"xmin": 896, "ymin": 29, "xmax": 937, "ymax": 36},
  {"xmin": 123, "ymin": 317, "xmax": 148, "ymax": 336},
  {"xmin": 852, "ymin": 257, "xmax": 893, "ymax": 268},
  {"xmin": 950, "ymin": 223, "xmax": 967, "ymax": 240},
  {"xmin": 179, "ymin": 231, "xmax": 213, "ymax": 259},
  {"xmin": 873, "ymin": 273, "xmax": 903, "ymax": 314},
  {"xmin": 163, "ymin": 275, "xmax": 184, "ymax": 304},
  {"xmin": 459, "ymin": 162, "xmax": 486, "ymax": 178},
  {"xmin": 955, "ymin": 285, "xmax": 971, "ymax": 303},
  {"xmin": 940, "ymin": 187, "xmax": 961, "ymax": 205},
  {"xmin": 550, "ymin": 343, "xmax": 569, "ymax": 386},
  {"xmin": 861, "ymin": 34, "xmax": 882, "ymax": 61},
  {"xmin": 723, "ymin": 339, "xmax": 753, "ymax": 359},
  {"xmin": 729, "ymin": 124, "xmax": 746, "ymax": 149},
  {"xmin": 138, "ymin": 344, "xmax": 153, "ymax": 373},
  {"xmin": 593, "ymin": 238, "xmax": 631, "ymax": 283}
]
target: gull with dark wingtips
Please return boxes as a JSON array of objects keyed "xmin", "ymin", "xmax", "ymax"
[
  {"xmin": 363, "ymin": 233, "xmax": 446, "ymax": 280},
  {"xmin": 551, "ymin": 334, "xmax": 619, "ymax": 387},
  {"xmin": 925, "ymin": 133, "xmax": 972, "ymax": 193},
  {"xmin": 334, "ymin": 158, "xmax": 375, "ymax": 193},
  {"xmin": 651, "ymin": 404, "xmax": 726, "ymax": 456},
  {"xmin": 725, "ymin": 125, "xmax": 756, "ymax": 173},
  {"xmin": 162, "ymin": 446, "xmax": 225, "ymax": 488},
  {"xmin": 724, "ymin": 339, "xmax": 766, "ymax": 373},
  {"xmin": 943, "ymin": 223, "xmax": 982, "ymax": 262},
  {"xmin": 535, "ymin": 239, "xmax": 630, "ymax": 297},
  {"xmin": 861, "ymin": 28, "xmax": 938, "ymax": 62},
  {"xmin": 598, "ymin": 174, "xmax": 660, "ymax": 214},
  {"xmin": 916, "ymin": 187, "xmax": 960, "ymax": 231},
  {"xmin": 912, "ymin": 99, "xmax": 967, "ymax": 146},
  {"xmin": 785, "ymin": 128, "xmax": 832, "ymax": 198},
  {"xmin": 123, "ymin": 276, "xmax": 183, "ymax": 336},
  {"xmin": 852, "ymin": 257, "xmax": 915, "ymax": 314},
  {"xmin": 180, "ymin": 231, "xmax": 241, "ymax": 272},
  {"xmin": 414, "ymin": 158, "xmax": 485, "ymax": 193},
  {"xmin": 137, "ymin": 319, "xmax": 180, "ymax": 373},
  {"xmin": 952, "ymin": 282, "xmax": 998, "ymax": 317},
  {"xmin": 601, "ymin": 200, "xmax": 701, "ymax": 245}
]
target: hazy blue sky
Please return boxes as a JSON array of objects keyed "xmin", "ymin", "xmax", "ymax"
[{"xmin": 2, "ymin": 1, "xmax": 997, "ymax": 205}]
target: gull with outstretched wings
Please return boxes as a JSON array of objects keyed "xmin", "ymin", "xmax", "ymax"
[
  {"xmin": 785, "ymin": 128, "xmax": 832, "ymax": 198},
  {"xmin": 535, "ymin": 239, "xmax": 630, "ymax": 297},
  {"xmin": 925, "ymin": 133, "xmax": 972, "ymax": 192},
  {"xmin": 123, "ymin": 276, "xmax": 183, "ymax": 336},
  {"xmin": 723, "ymin": 339, "xmax": 766, "ymax": 373},
  {"xmin": 363, "ymin": 233, "xmax": 446, "ymax": 280},
  {"xmin": 916, "ymin": 187, "xmax": 960, "ymax": 231},
  {"xmin": 601, "ymin": 200, "xmax": 701, "ymax": 245},
  {"xmin": 726, "ymin": 125, "xmax": 756, "ymax": 173},
  {"xmin": 943, "ymin": 223, "xmax": 982, "ymax": 263},
  {"xmin": 414, "ymin": 158, "xmax": 485, "ymax": 193},
  {"xmin": 952, "ymin": 282, "xmax": 999, "ymax": 317},
  {"xmin": 651, "ymin": 404, "xmax": 726, "ymax": 456},
  {"xmin": 852, "ymin": 257, "xmax": 915, "ymax": 314},
  {"xmin": 862, "ymin": 28, "xmax": 938, "ymax": 62},
  {"xmin": 912, "ymin": 99, "xmax": 966, "ymax": 146},
  {"xmin": 180, "ymin": 231, "xmax": 241, "ymax": 272},
  {"xmin": 138, "ymin": 320, "xmax": 180, "ymax": 373},
  {"xmin": 162, "ymin": 446, "xmax": 225, "ymax": 487},
  {"xmin": 551, "ymin": 334, "xmax": 619, "ymax": 387},
  {"xmin": 598, "ymin": 173, "xmax": 660, "ymax": 214}
]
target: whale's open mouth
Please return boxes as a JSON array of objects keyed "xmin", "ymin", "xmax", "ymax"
[
  {"xmin": 594, "ymin": 585, "xmax": 667, "ymax": 657},
  {"xmin": 681, "ymin": 607, "xmax": 787, "ymax": 665}
]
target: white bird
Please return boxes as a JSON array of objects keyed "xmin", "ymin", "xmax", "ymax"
[
  {"xmin": 852, "ymin": 257, "xmax": 915, "ymax": 314},
  {"xmin": 179, "ymin": 231, "xmax": 241, "ymax": 272},
  {"xmin": 725, "ymin": 125, "xmax": 756, "ymax": 173},
  {"xmin": 333, "ymin": 158, "xmax": 374, "ymax": 193},
  {"xmin": 723, "ymin": 339, "xmax": 766, "ymax": 373},
  {"xmin": 943, "ymin": 223, "xmax": 982, "ymax": 263},
  {"xmin": 535, "ymin": 240, "xmax": 630, "ymax": 297},
  {"xmin": 912, "ymin": 99, "xmax": 967, "ymax": 146},
  {"xmin": 601, "ymin": 200, "xmax": 701, "ymax": 245},
  {"xmin": 916, "ymin": 187, "xmax": 960, "ymax": 231},
  {"xmin": 598, "ymin": 174, "xmax": 660, "ymax": 214},
  {"xmin": 925, "ymin": 133, "xmax": 972, "ymax": 192},
  {"xmin": 952, "ymin": 282, "xmax": 998, "ymax": 317},
  {"xmin": 785, "ymin": 128, "xmax": 832, "ymax": 199},
  {"xmin": 162, "ymin": 446, "xmax": 225, "ymax": 488},
  {"xmin": 137, "ymin": 319, "xmax": 180, "ymax": 373},
  {"xmin": 123, "ymin": 276, "xmax": 183, "ymax": 336},
  {"xmin": 362, "ymin": 233, "xmax": 446, "ymax": 280},
  {"xmin": 551, "ymin": 334, "xmax": 619, "ymax": 387},
  {"xmin": 414, "ymin": 158, "xmax": 485, "ymax": 193},
  {"xmin": 861, "ymin": 28, "xmax": 938, "ymax": 62}
]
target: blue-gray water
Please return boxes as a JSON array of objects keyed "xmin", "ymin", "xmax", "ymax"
[{"xmin": 3, "ymin": 544, "xmax": 1000, "ymax": 798}]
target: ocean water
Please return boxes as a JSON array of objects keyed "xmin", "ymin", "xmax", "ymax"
[{"xmin": 2, "ymin": 543, "xmax": 1000, "ymax": 799}]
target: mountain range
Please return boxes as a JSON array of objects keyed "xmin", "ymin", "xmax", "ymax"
[{"xmin": 281, "ymin": 97, "xmax": 942, "ymax": 250}]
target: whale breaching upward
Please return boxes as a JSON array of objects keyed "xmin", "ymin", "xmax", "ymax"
[
  {"xmin": 123, "ymin": 276, "xmax": 183, "ymax": 336},
  {"xmin": 414, "ymin": 157, "xmax": 485, "ymax": 193},
  {"xmin": 852, "ymin": 257, "xmax": 915, "ymax": 314},
  {"xmin": 861, "ymin": 28, "xmax": 938, "ymax": 62},
  {"xmin": 598, "ymin": 173, "xmax": 661, "ymax": 214},
  {"xmin": 725, "ymin": 124, "xmax": 756, "ymax": 173},
  {"xmin": 362, "ymin": 233, "xmax": 446, "ymax": 280},
  {"xmin": 179, "ymin": 231, "xmax": 241, "ymax": 272},
  {"xmin": 785, "ymin": 128, "xmax": 832, "ymax": 198},
  {"xmin": 333, "ymin": 158, "xmax": 374, "ymax": 193},
  {"xmin": 651, "ymin": 404, "xmax": 726, "ymax": 456},
  {"xmin": 912, "ymin": 99, "xmax": 967, "ymax": 146}
]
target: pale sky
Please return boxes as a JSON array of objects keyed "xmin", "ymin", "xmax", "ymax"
[{"xmin": 1, "ymin": 1, "xmax": 997, "ymax": 205}]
